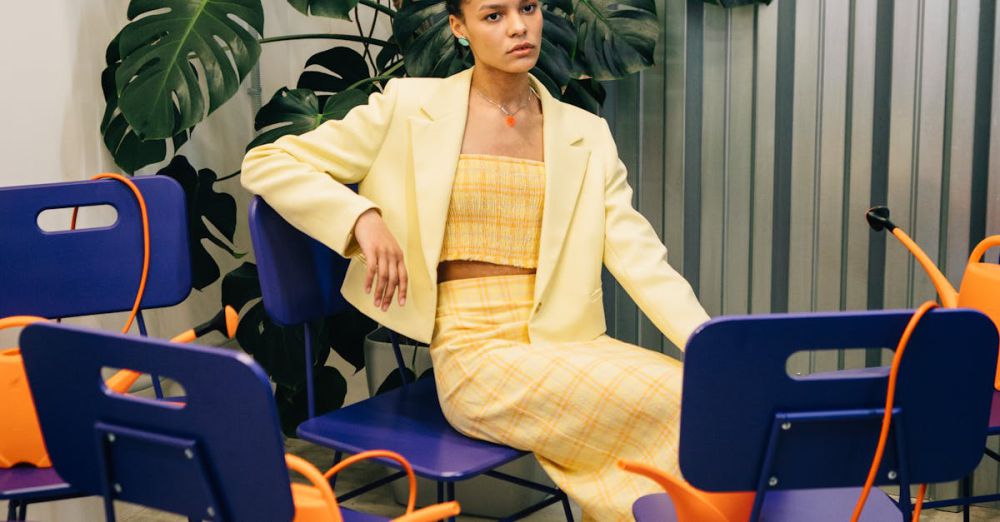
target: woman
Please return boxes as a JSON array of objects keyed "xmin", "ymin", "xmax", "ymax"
[{"xmin": 242, "ymin": 0, "xmax": 709, "ymax": 517}]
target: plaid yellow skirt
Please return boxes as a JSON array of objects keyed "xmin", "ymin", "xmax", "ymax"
[{"xmin": 430, "ymin": 274, "xmax": 684, "ymax": 521}]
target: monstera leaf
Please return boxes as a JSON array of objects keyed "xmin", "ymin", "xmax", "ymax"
[
  {"xmin": 247, "ymin": 88, "xmax": 368, "ymax": 149},
  {"xmin": 101, "ymin": 34, "xmax": 191, "ymax": 173},
  {"xmin": 115, "ymin": 0, "xmax": 264, "ymax": 140},
  {"xmin": 572, "ymin": 0, "xmax": 658, "ymax": 80},
  {"xmin": 156, "ymin": 156, "xmax": 239, "ymax": 289},
  {"xmin": 326, "ymin": 307, "xmax": 377, "ymax": 372},
  {"xmin": 376, "ymin": 38, "xmax": 403, "ymax": 74},
  {"xmin": 532, "ymin": 6, "xmax": 576, "ymax": 95},
  {"xmin": 297, "ymin": 47, "xmax": 373, "ymax": 100},
  {"xmin": 287, "ymin": 0, "xmax": 360, "ymax": 20},
  {"xmin": 275, "ymin": 367, "xmax": 347, "ymax": 436},
  {"xmin": 392, "ymin": 0, "xmax": 473, "ymax": 78},
  {"xmin": 562, "ymin": 77, "xmax": 606, "ymax": 114}
]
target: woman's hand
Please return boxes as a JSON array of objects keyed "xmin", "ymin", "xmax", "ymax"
[{"xmin": 353, "ymin": 209, "xmax": 407, "ymax": 311}]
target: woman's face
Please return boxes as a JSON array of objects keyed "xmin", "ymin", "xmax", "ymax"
[{"xmin": 449, "ymin": 0, "xmax": 543, "ymax": 74}]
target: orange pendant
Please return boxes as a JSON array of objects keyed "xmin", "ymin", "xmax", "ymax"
[{"xmin": 505, "ymin": 116, "xmax": 516, "ymax": 127}]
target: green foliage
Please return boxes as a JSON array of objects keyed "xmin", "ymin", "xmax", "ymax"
[
  {"xmin": 297, "ymin": 47, "xmax": 373, "ymax": 98},
  {"xmin": 115, "ymin": 0, "xmax": 264, "ymax": 139},
  {"xmin": 101, "ymin": 35, "xmax": 191, "ymax": 174},
  {"xmin": 275, "ymin": 366, "xmax": 347, "ymax": 436},
  {"xmin": 392, "ymin": 0, "xmax": 472, "ymax": 78},
  {"xmin": 288, "ymin": 0, "xmax": 361, "ymax": 20},
  {"xmin": 247, "ymin": 88, "xmax": 369, "ymax": 150},
  {"xmin": 156, "ymin": 156, "xmax": 240, "ymax": 289},
  {"xmin": 562, "ymin": 77, "xmax": 607, "ymax": 114},
  {"xmin": 572, "ymin": 0, "xmax": 658, "ymax": 80}
]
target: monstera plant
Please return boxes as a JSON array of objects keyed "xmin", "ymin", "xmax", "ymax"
[{"xmin": 100, "ymin": 0, "xmax": 660, "ymax": 433}]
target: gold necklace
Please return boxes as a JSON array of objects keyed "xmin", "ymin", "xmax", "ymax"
[{"xmin": 473, "ymin": 86, "xmax": 540, "ymax": 127}]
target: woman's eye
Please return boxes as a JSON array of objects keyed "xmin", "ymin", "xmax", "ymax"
[
  {"xmin": 486, "ymin": 12, "xmax": 500, "ymax": 21},
  {"xmin": 522, "ymin": 3, "xmax": 537, "ymax": 12}
]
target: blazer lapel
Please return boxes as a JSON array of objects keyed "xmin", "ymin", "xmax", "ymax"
[
  {"xmin": 533, "ymin": 80, "xmax": 590, "ymax": 305},
  {"xmin": 411, "ymin": 68, "xmax": 473, "ymax": 280}
]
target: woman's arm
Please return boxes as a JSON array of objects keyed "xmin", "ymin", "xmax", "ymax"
[
  {"xmin": 600, "ymin": 121, "xmax": 710, "ymax": 350},
  {"xmin": 241, "ymin": 80, "xmax": 400, "ymax": 258}
]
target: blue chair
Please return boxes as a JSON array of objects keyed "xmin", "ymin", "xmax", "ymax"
[
  {"xmin": 17, "ymin": 321, "xmax": 460, "ymax": 522},
  {"xmin": 248, "ymin": 196, "xmax": 573, "ymax": 521},
  {"xmin": 0, "ymin": 176, "xmax": 190, "ymax": 520},
  {"xmin": 629, "ymin": 309, "xmax": 999, "ymax": 521}
]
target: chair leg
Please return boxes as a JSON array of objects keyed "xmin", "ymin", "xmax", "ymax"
[
  {"xmin": 7, "ymin": 499, "xmax": 19, "ymax": 521},
  {"xmin": 103, "ymin": 494, "xmax": 117, "ymax": 522},
  {"xmin": 560, "ymin": 492, "xmax": 574, "ymax": 522},
  {"xmin": 437, "ymin": 481, "xmax": 444, "ymax": 504},
  {"xmin": 962, "ymin": 475, "xmax": 971, "ymax": 522},
  {"xmin": 446, "ymin": 482, "xmax": 456, "ymax": 522},
  {"xmin": 16, "ymin": 501, "xmax": 27, "ymax": 521},
  {"xmin": 329, "ymin": 451, "xmax": 343, "ymax": 489}
]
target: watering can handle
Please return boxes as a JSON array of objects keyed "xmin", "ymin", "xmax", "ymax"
[
  {"xmin": 0, "ymin": 316, "xmax": 47, "ymax": 330},
  {"xmin": 968, "ymin": 235, "xmax": 1000, "ymax": 265}
]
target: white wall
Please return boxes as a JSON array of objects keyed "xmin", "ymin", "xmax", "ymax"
[{"xmin": 1, "ymin": 1, "xmax": 390, "ymax": 519}]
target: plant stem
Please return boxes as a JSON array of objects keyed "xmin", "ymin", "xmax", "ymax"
[
  {"xmin": 216, "ymin": 170, "xmax": 241, "ymax": 182},
  {"xmin": 359, "ymin": 0, "xmax": 395, "ymax": 17},
  {"xmin": 345, "ymin": 61, "xmax": 406, "ymax": 91},
  {"xmin": 355, "ymin": 5, "xmax": 377, "ymax": 72},
  {"xmin": 258, "ymin": 33, "xmax": 391, "ymax": 47}
]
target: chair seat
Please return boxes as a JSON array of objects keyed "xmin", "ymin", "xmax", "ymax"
[
  {"xmin": 633, "ymin": 488, "xmax": 902, "ymax": 521},
  {"xmin": 298, "ymin": 377, "xmax": 526, "ymax": 480},
  {"xmin": 342, "ymin": 508, "xmax": 391, "ymax": 521},
  {"xmin": 0, "ymin": 467, "xmax": 74, "ymax": 502}
]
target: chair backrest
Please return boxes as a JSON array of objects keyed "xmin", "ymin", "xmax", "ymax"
[
  {"xmin": 248, "ymin": 196, "xmax": 350, "ymax": 326},
  {"xmin": 680, "ymin": 308, "xmax": 998, "ymax": 492},
  {"xmin": 18, "ymin": 322, "xmax": 295, "ymax": 521},
  {"xmin": 0, "ymin": 177, "xmax": 191, "ymax": 318}
]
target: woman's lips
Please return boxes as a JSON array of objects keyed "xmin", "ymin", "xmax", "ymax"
[{"xmin": 509, "ymin": 43, "xmax": 535, "ymax": 55}]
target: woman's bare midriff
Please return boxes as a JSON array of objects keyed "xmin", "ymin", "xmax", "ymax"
[{"xmin": 437, "ymin": 260, "xmax": 536, "ymax": 283}]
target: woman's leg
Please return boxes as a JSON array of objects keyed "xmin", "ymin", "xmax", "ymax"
[{"xmin": 435, "ymin": 335, "xmax": 683, "ymax": 521}]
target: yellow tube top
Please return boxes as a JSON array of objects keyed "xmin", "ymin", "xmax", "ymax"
[{"xmin": 439, "ymin": 154, "xmax": 545, "ymax": 269}]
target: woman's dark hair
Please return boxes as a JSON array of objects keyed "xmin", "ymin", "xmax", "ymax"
[{"xmin": 445, "ymin": 0, "xmax": 464, "ymax": 18}]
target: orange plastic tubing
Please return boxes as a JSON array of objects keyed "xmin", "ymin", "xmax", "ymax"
[{"xmin": 851, "ymin": 301, "xmax": 937, "ymax": 522}]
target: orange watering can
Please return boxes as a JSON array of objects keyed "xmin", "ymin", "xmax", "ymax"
[
  {"xmin": 287, "ymin": 451, "xmax": 461, "ymax": 522},
  {"xmin": 619, "ymin": 461, "xmax": 754, "ymax": 522},
  {"xmin": 0, "ymin": 306, "xmax": 238, "ymax": 468},
  {"xmin": 866, "ymin": 206, "xmax": 1000, "ymax": 389}
]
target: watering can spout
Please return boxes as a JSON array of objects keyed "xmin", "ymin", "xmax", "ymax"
[
  {"xmin": 619, "ymin": 460, "xmax": 754, "ymax": 522},
  {"xmin": 866, "ymin": 206, "xmax": 959, "ymax": 308},
  {"xmin": 866, "ymin": 206, "xmax": 895, "ymax": 232}
]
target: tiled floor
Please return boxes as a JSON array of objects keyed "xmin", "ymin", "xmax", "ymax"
[{"xmin": 107, "ymin": 437, "xmax": 1000, "ymax": 521}]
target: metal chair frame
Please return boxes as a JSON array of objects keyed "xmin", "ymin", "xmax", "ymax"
[
  {"xmin": 249, "ymin": 196, "xmax": 573, "ymax": 522},
  {"xmin": 0, "ymin": 177, "xmax": 190, "ymax": 520}
]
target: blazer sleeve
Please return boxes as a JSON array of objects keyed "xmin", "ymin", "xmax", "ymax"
[
  {"xmin": 241, "ymin": 79, "xmax": 400, "ymax": 257},
  {"xmin": 599, "ymin": 120, "xmax": 710, "ymax": 350}
]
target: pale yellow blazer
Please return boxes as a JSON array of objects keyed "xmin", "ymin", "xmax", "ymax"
[{"xmin": 241, "ymin": 67, "xmax": 709, "ymax": 347}]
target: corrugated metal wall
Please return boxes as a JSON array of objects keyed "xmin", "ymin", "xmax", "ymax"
[{"xmin": 601, "ymin": 0, "xmax": 1000, "ymax": 503}]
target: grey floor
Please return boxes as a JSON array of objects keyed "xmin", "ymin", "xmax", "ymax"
[{"xmin": 105, "ymin": 437, "xmax": 1000, "ymax": 521}]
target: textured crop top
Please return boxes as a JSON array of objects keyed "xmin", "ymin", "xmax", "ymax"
[{"xmin": 439, "ymin": 154, "xmax": 545, "ymax": 269}]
